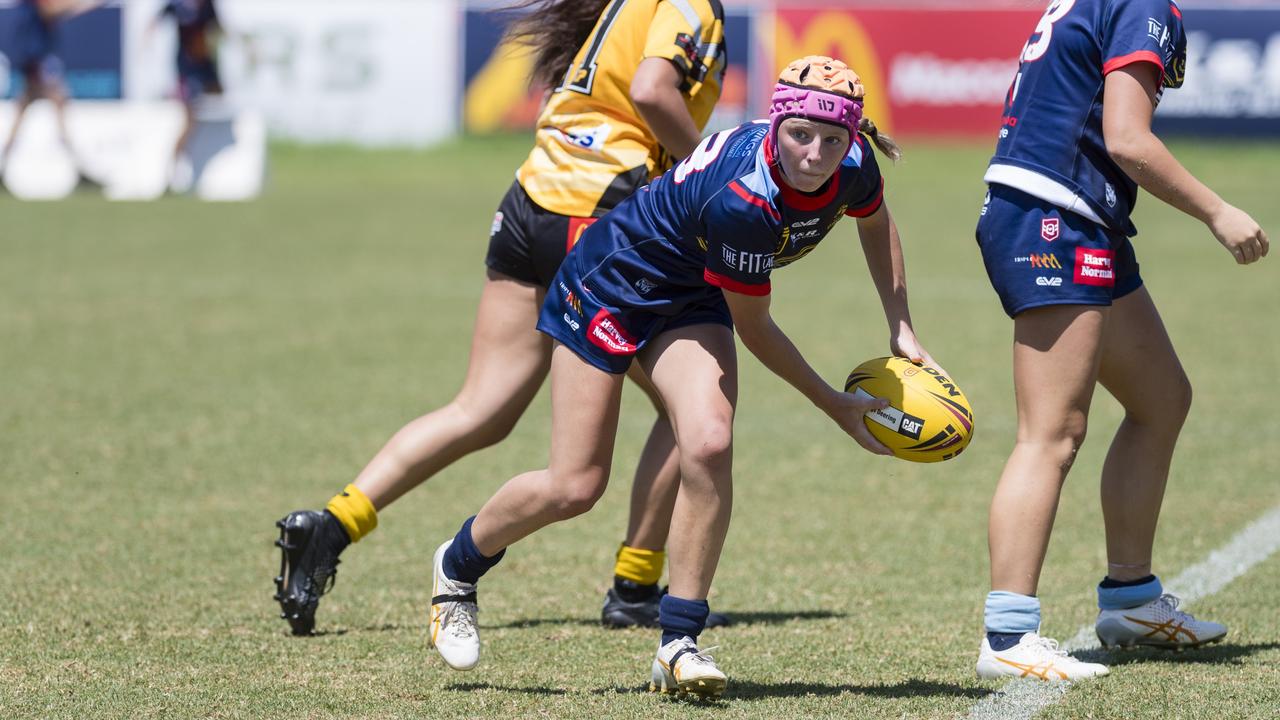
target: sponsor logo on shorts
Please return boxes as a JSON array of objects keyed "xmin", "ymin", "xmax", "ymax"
[
  {"xmin": 721, "ymin": 244, "xmax": 773, "ymax": 274},
  {"xmin": 1041, "ymin": 217, "xmax": 1060, "ymax": 242},
  {"xmin": 566, "ymin": 217, "xmax": 597, "ymax": 252},
  {"xmin": 562, "ymin": 313, "xmax": 580, "ymax": 331},
  {"xmin": 490, "ymin": 211, "xmax": 504, "ymax": 237},
  {"xmin": 1074, "ymin": 247, "xmax": 1116, "ymax": 287},
  {"xmin": 564, "ymin": 289, "xmax": 583, "ymax": 316},
  {"xmin": 1105, "ymin": 183, "xmax": 1117, "ymax": 208},
  {"xmin": 1036, "ymin": 276, "xmax": 1063, "ymax": 287},
  {"xmin": 587, "ymin": 309, "xmax": 637, "ymax": 355},
  {"xmin": 634, "ymin": 278, "xmax": 657, "ymax": 295},
  {"xmin": 1014, "ymin": 253, "xmax": 1062, "ymax": 269}
]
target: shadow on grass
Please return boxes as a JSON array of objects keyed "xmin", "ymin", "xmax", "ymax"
[
  {"xmin": 1075, "ymin": 641, "xmax": 1280, "ymax": 667},
  {"xmin": 593, "ymin": 678, "xmax": 989, "ymax": 701},
  {"xmin": 447, "ymin": 682, "xmax": 567, "ymax": 696},
  {"xmin": 306, "ymin": 623, "xmax": 415, "ymax": 637},
  {"xmin": 488, "ymin": 609, "xmax": 845, "ymax": 630},
  {"xmin": 486, "ymin": 617, "xmax": 601, "ymax": 629},
  {"xmin": 707, "ymin": 609, "xmax": 847, "ymax": 626}
]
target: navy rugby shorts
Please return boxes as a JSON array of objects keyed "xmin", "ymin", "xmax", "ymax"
[
  {"xmin": 536, "ymin": 257, "xmax": 732, "ymax": 375},
  {"xmin": 976, "ymin": 184, "xmax": 1142, "ymax": 318}
]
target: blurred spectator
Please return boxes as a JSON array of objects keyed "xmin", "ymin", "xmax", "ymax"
[
  {"xmin": 1, "ymin": 0, "xmax": 101, "ymax": 176},
  {"xmin": 149, "ymin": 0, "xmax": 223, "ymax": 190}
]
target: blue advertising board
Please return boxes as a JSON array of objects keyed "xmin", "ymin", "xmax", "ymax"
[
  {"xmin": 0, "ymin": 1, "xmax": 122, "ymax": 100},
  {"xmin": 1155, "ymin": 7, "xmax": 1280, "ymax": 135}
]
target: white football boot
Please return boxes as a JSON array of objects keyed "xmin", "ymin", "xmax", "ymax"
[
  {"xmin": 651, "ymin": 636, "xmax": 727, "ymax": 699},
  {"xmin": 429, "ymin": 540, "xmax": 481, "ymax": 670},
  {"xmin": 1096, "ymin": 593, "xmax": 1227, "ymax": 650},
  {"xmin": 976, "ymin": 632, "xmax": 1109, "ymax": 681}
]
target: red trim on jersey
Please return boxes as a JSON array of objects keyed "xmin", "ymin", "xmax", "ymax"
[
  {"xmin": 845, "ymin": 178, "xmax": 885, "ymax": 217},
  {"xmin": 1169, "ymin": 3, "xmax": 1182, "ymax": 20},
  {"xmin": 729, "ymin": 180, "xmax": 781, "ymax": 221},
  {"xmin": 1103, "ymin": 50, "xmax": 1164, "ymax": 76},
  {"xmin": 763, "ymin": 137, "xmax": 841, "ymax": 211},
  {"xmin": 704, "ymin": 268, "xmax": 771, "ymax": 296}
]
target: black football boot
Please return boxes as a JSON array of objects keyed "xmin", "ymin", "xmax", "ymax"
[
  {"xmin": 601, "ymin": 579, "xmax": 732, "ymax": 629},
  {"xmin": 273, "ymin": 510, "xmax": 350, "ymax": 635}
]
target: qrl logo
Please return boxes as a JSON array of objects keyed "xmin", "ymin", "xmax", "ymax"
[{"xmin": 1040, "ymin": 218, "xmax": 1060, "ymax": 242}]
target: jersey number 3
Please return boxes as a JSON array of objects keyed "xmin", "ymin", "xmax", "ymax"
[{"xmin": 1021, "ymin": 0, "xmax": 1076, "ymax": 63}]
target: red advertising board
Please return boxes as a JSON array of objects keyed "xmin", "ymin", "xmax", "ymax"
[{"xmin": 775, "ymin": 6, "xmax": 1041, "ymax": 137}]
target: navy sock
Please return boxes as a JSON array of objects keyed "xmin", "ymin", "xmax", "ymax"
[
  {"xmin": 659, "ymin": 594, "xmax": 709, "ymax": 646},
  {"xmin": 1099, "ymin": 574, "xmax": 1156, "ymax": 588},
  {"xmin": 986, "ymin": 631, "xmax": 1028, "ymax": 652},
  {"xmin": 441, "ymin": 516, "xmax": 505, "ymax": 585}
]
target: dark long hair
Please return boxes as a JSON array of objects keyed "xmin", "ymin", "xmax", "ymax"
[{"xmin": 499, "ymin": 0, "xmax": 613, "ymax": 88}]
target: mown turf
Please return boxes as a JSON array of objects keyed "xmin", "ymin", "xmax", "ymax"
[{"xmin": 1, "ymin": 136, "xmax": 1277, "ymax": 719}]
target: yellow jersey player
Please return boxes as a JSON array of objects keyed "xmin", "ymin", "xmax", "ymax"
[{"xmin": 274, "ymin": 0, "xmax": 728, "ymax": 637}]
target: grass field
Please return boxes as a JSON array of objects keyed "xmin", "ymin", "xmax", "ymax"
[{"xmin": 2, "ymin": 135, "xmax": 1278, "ymax": 719}]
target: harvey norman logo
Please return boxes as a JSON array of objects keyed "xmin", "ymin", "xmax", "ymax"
[
  {"xmin": 722, "ymin": 244, "xmax": 773, "ymax": 274},
  {"xmin": 1074, "ymin": 247, "xmax": 1115, "ymax": 287}
]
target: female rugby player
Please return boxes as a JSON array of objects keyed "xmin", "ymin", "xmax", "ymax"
[
  {"xmin": 274, "ymin": 0, "xmax": 728, "ymax": 636},
  {"xmin": 973, "ymin": 0, "xmax": 1268, "ymax": 680},
  {"xmin": 427, "ymin": 56, "xmax": 934, "ymax": 697}
]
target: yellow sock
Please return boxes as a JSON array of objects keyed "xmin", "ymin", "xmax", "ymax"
[
  {"xmin": 613, "ymin": 543, "xmax": 664, "ymax": 586},
  {"xmin": 325, "ymin": 484, "xmax": 378, "ymax": 543}
]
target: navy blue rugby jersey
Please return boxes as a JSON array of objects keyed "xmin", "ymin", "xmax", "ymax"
[
  {"xmin": 986, "ymin": 0, "xmax": 1186, "ymax": 236},
  {"xmin": 568, "ymin": 120, "xmax": 884, "ymax": 314}
]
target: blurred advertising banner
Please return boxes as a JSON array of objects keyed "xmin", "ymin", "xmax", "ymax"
[
  {"xmin": 773, "ymin": 5, "xmax": 1034, "ymax": 138},
  {"xmin": 0, "ymin": 0, "xmax": 123, "ymax": 99},
  {"xmin": 461, "ymin": 2, "xmax": 757, "ymax": 134},
  {"xmin": 1154, "ymin": 7, "xmax": 1280, "ymax": 136},
  {"xmin": 209, "ymin": 0, "xmax": 458, "ymax": 146}
]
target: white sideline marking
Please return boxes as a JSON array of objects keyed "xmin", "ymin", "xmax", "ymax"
[{"xmin": 966, "ymin": 505, "xmax": 1280, "ymax": 720}]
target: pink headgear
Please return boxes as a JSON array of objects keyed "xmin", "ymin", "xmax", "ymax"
[{"xmin": 768, "ymin": 56, "xmax": 866, "ymax": 149}]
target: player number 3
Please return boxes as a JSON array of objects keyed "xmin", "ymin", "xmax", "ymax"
[{"xmin": 1022, "ymin": 0, "xmax": 1077, "ymax": 63}]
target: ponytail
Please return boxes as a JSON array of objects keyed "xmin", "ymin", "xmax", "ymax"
[{"xmin": 859, "ymin": 117, "xmax": 902, "ymax": 163}]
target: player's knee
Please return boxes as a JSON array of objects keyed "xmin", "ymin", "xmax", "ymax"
[
  {"xmin": 448, "ymin": 400, "xmax": 518, "ymax": 450},
  {"xmin": 678, "ymin": 421, "xmax": 734, "ymax": 474},
  {"xmin": 548, "ymin": 470, "xmax": 609, "ymax": 519}
]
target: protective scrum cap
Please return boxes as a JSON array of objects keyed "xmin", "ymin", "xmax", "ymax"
[{"xmin": 770, "ymin": 56, "xmax": 865, "ymax": 144}]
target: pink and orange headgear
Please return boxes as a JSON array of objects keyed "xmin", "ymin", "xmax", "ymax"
[{"xmin": 769, "ymin": 56, "xmax": 865, "ymax": 148}]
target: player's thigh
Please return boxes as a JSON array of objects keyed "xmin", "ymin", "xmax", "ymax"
[
  {"xmin": 1097, "ymin": 286, "xmax": 1190, "ymax": 421},
  {"xmin": 1012, "ymin": 304, "xmax": 1108, "ymax": 440},
  {"xmin": 455, "ymin": 269, "xmax": 552, "ymax": 412},
  {"xmin": 638, "ymin": 323, "xmax": 738, "ymax": 459},
  {"xmin": 547, "ymin": 342, "xmax": 625, "ymax": 482}
]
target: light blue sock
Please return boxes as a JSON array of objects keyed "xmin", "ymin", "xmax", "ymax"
[
  {"xmin": 984, "ymin": 591, "xmax": 1041, "ymax": 633},
  {"xmin": 1097, "ymin": 575, "xmax": 1163, "ymax": 610}
]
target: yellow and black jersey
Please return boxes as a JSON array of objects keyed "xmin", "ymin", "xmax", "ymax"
[{"xmin": 516, "ymin": 0, "xmax": 726, "ymax": 218}]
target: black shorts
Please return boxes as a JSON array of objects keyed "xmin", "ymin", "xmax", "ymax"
[{"xmin": 485, "ymin": 181, "xmax": 597, "ymax": 289}]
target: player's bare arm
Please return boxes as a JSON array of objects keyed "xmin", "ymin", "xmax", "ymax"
[
  {"xmin": 1103, "ymin": 65, "xmax": 1269, "ymax": 265},
  {"xmin": 630, "ymin": 57, "xmax": 702, "ymax": 160}
]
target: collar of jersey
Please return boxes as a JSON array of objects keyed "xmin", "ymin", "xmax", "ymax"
[{"xmin": 763, "ymin": 137, "xmax": 840, "ymax": 211}]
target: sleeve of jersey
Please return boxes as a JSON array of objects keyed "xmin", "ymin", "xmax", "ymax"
[
  {"xmin": 643, "ymin": 1, "xmax": 708, "ymax": 89},
  {"xmin": 1100, "ymin": 0, "xmax": 1183, "ymax": 78},
  {"xmin": 702, "ymin": 190, "xmax": 779, "ymax": 297},
  {"xmin": 844, "ymin": 137, "xmax": 886, "ymax": 218}
]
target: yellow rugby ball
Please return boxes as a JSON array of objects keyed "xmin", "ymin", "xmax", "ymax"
[{"xmin": 844, "ymin": 357, "xmax": 975, "ymax": 463}]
